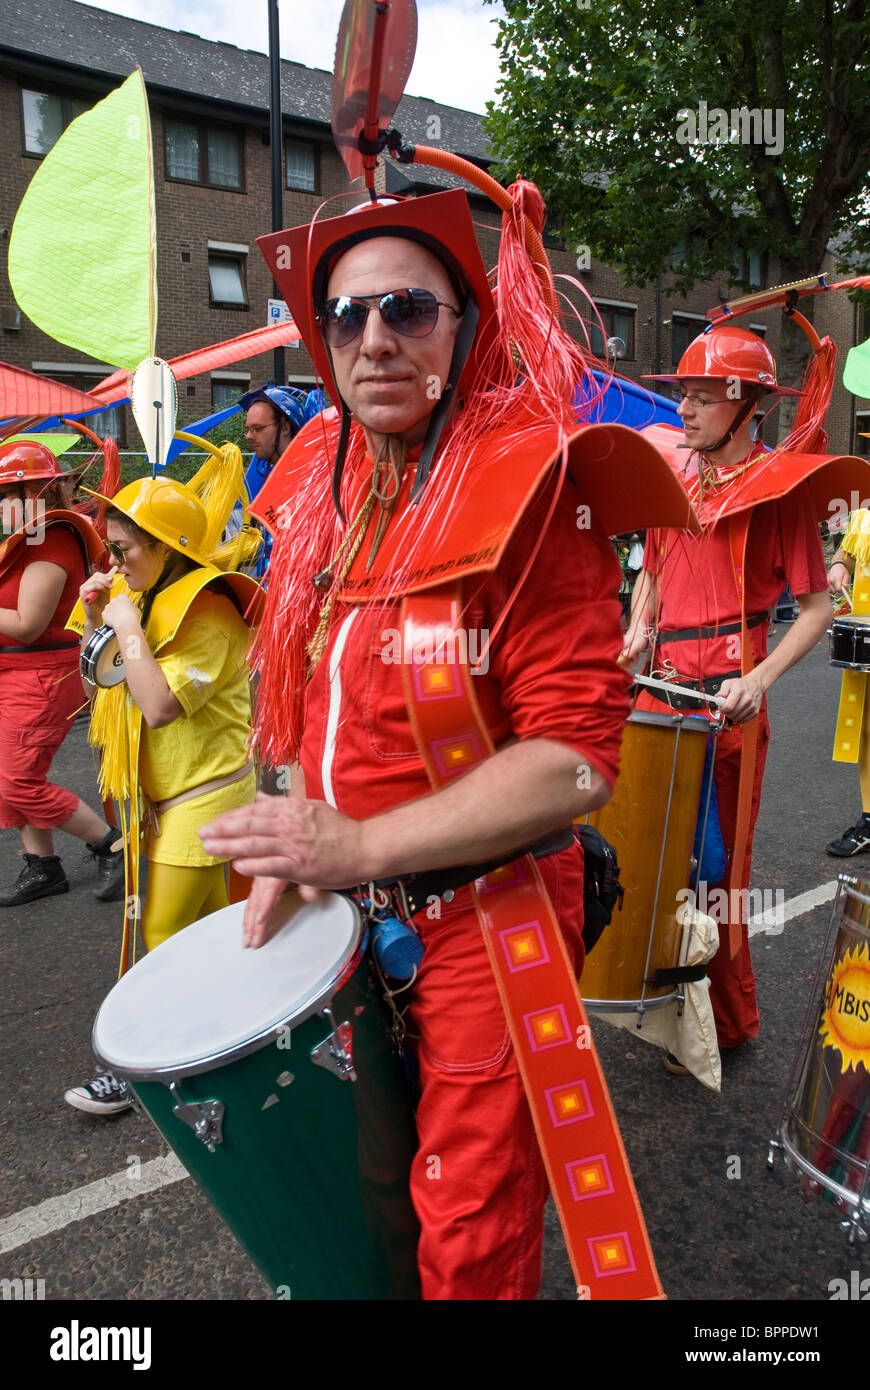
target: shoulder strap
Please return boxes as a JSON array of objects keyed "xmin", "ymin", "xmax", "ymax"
[{"xmin": 399, "ymin": 582, "xmax": 663, "ymax": 1301}]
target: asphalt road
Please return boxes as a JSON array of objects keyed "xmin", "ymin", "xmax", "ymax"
[{"xmin": 2, "ymin": 633, "xmax": 869, "ymax": 1319}]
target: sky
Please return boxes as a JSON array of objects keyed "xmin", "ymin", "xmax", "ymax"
[{"xmin": 79, "ymin": 0, "xmax": 505, "ymax": 114}]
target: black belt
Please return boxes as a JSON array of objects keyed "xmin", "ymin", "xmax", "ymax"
[
  {"xmin": 657, "ymin": 612, "xmax": 768, "ymax": 644},
  {"xmin": 0, "ymin": 639, "xmax": 80, "ymax": 654},
  {"xmin": 375, "ymin": 827, "xmax": 576, "ymax": 918},
  {"xmin": 641, "ymin": 671, "xmax": 741, "ymax": 712}
]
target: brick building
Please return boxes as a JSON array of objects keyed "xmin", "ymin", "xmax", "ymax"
[{"xmin": 1, "ymin": 0, "xmax": 867, "ymax": 460}]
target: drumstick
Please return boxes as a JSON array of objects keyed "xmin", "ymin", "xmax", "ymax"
[{"xmin": 85, "ymin": 564, "xmax": 117, "ymax": 605}]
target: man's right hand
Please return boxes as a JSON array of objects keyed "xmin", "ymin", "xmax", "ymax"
[{"xmin": 242, "ymin": 874, "xmax": 329, "ymax": 948}]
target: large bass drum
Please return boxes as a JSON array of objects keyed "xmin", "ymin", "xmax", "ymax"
[
  {"xmin": 92, "ymin": 892, "xmax": 421, "ymax": 1299},
  {"xmin": 769, "ymin": 875, "xmax": 870, "ymax": 1241}
]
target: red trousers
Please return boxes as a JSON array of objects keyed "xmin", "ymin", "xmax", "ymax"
[
  {"xmin": 705, "ymin": 714, "xmax": 771, "ymax": 1049},
  {"xmin": 0, "ymin": 663, "xmax": 82, "ymax": 829},
  {"xmin": 408, "ymin": 845, "xmax": 584, "ymax": 1300}
]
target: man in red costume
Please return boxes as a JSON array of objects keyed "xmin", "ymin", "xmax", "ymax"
[
  {"xmin": 201, "ymin": 189, "xmax": 690, "ymax": 1299},
  {"xmin": 623, "ymin": 327, "xmax": 831, "ymax": 1052}
]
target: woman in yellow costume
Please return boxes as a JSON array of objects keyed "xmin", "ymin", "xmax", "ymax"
[
  {"xmin": 64, "ymin": 450, "xmax": 261, "ymax": 1115},
  {"xmin": 826, "ymin": 506, "xmax": 870, "ymax": 856}
]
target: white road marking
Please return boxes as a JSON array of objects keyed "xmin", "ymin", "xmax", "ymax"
[
  {"xmin": 0, "ymin": 1153, "xmax": 188, "ymax": 1255},
  {"xmin": 748, "ymin": 879, "xmax": 839, "ymax": 937},
  {"xmin": 0, "ymin": 882, "xmax": 849, "ymax": 1255}
]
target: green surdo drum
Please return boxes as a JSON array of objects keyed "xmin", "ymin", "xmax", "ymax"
[{"xmin": 92, "ymin": 892, "xmax": 421, "ymax": 1299}]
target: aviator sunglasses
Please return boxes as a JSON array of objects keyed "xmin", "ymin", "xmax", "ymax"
[{"xmin": 318, "ymin": 288, "xmax": 460, "ymax": 348}]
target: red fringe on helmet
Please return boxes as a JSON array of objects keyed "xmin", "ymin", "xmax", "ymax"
[
  {"xmin": 443, "ymin": 178, "xmax": 608, "ymax": 481},
  {"xmin": 249, "ymin": 418, "xmax": 348, "ymax": 765},
  {"xmin": 94, "ymin": 437, "xmax": 121, "ymax": 532},
  {"xmin": 783, "ymin": 335, "xmax": 836, "ymax": 455}
]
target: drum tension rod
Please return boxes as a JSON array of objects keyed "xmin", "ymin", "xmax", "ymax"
[
  {"xmin": 169, "ymin": 1082, "xmax": 225, "ymax": 1152},
  {"xmin": 310, "ymin": 1006, "xmax": 357, "ymax": 1083}
]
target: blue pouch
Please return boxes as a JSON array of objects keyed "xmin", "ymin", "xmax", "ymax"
[{"xmin": 690, "ymin": 735, "xmax": 726, "ymax": 887}]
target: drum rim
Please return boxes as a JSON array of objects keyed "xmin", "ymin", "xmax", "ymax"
[
  {"xmin": 92, "ymin": 896, "xmax": 366, "ymax": 1083},
  {"xmin": 779, "ymin": 1118, "xmax": 870, "ymax": 1215},
  {"xmin": 582, "ymin": 992, "xmax": 679, "ymax": 1014},
  {"xmin": 625, "ymin": 708, "xmax": 710, "ymax": 732}
]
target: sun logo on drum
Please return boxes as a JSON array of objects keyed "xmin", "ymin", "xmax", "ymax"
[{"xmin": 819, "ymin": 942, "xmax": 870, "ymax": 1072}]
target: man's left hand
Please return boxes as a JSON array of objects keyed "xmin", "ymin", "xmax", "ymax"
[
  {"xmin": 716, "ymin": 671, "xmax": 764, "ymax": 723},
  {"xmin": 199, "ymin": 792, "xmax": 368, "ymax": 887}
]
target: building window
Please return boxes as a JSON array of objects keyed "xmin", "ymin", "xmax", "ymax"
[
  {"xmin": 165, "ymin": 118, "xmax": 243, "ymax": 190},
  {"xmin": 208, "ymin": 250, "xmax": 248, "ymax": 309},
  {"xmin": 857, "ymin": 415, "xmax": 870, "ymax": 457},
  {"xmin": 41, "ymin": 370, "xmax": 126, "ymax": 444},
  {"xmin": 21, "ymin": 87, "xmax": 91, "ymax": 156},
  {"xmin": 211, "ymin": 376, "xmax": 249, "ymax": 409},
  {"xmin": 286, "ymin": 139, "xmax": 317, "ymax": 192},
  {"xmin": 588, "ymin": 305, "xmax": 635, "ymax": 360},
  {"xmin": 732, "ymin": 249, "xmax": 764, "ymax": 289},
  {"xmin": 671, "ymin": 315, "xmax": 707, "ymax": 368}
]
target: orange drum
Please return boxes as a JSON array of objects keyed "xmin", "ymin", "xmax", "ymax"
[
  {"xmin": 769, "ymin": 875, "xmax": 870, "ymax": 1241},
  {"xmin": 580, "ymin": 708, "xmax": 709, "ymax": 1016}
]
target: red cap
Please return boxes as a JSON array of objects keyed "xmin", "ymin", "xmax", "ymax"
[
  {"xmin": 0, "ymin": 440, "xmax": 64, "ymax": 486},
  {"xmin": 644, "ymin": 324, "xmax": 802, "ymax": 396}
]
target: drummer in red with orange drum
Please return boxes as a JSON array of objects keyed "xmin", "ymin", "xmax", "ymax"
[{"xmin": 623, "ymin": 324, "xmax": 866, "ymax": 1056}]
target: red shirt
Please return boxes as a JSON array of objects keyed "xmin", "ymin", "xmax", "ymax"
[
  {"xmin": 0, "ymin": 525, "xmax": 85, "ymax": 670},
  {"xmin": 300, "ymin": 483, "xmax": 631, "ymax": 815},
  {"xmin": 644, "ymin": 480, "xmax": 827, "ymax": 680}
]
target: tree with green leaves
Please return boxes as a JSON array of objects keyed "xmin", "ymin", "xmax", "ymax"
[{"xmin": 484, "ymin": 0, "xmax": 870, "ymax": 390}]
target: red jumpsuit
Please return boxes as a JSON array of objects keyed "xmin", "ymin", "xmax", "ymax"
[
  {"xmin": 642, "ymin": 476, "xmax": 827, "ymax": 1047},
  {"xmin": 299, "ymin": 483, "xmax": 630, "ymax": 1298},
  {"xmin": 0, "ymin": 526, "xmax": 86, "ymax": 829}
]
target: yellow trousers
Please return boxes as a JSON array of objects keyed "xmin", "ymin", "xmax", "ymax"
[{"xmin": 142, "ymin": 860, "xmax": 229, "ymax": 953}]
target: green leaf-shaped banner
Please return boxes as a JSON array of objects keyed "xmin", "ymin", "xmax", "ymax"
[
  {"xmin": 844, "ymin": 338, "xmax": 870, "ymax": 401},
  {"xmin": 8, "ymin": 69, "xmax": 156, "ymax": 371}
]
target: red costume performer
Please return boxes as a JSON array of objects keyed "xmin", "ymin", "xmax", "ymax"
[
  {"xmin": 626, "ymin": 325, "xmax": 869, "ymax": 1050},
  {"xmin": 202, "ymin": 179, "xmax": 699, "ymax": 1299},
  {"xmin": 0, "ymin": 439, "xmax": 115, "ymax": 906}
]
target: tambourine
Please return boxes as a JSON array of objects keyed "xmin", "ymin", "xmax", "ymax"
[{"xmin": 80, "ymin": 624, "xmax": 126, "ymax": 688}]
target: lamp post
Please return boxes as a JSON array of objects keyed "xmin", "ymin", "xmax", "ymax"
[{"xmin": 268, "ymin": 0, "xmax": 285, "ymax": 386}]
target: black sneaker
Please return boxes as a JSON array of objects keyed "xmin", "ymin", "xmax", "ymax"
[
  {"xmin": 87, "ymin": 827, "xmax": 125, "ymax": 902},
  {"xmin": 64, "ymin": 1072, "xmax": 132, "ymax": 1116},
  {"xmin": 0, "ymin": 853, "xmax": 69, "ymax": 907},
  {"xmin": 826, "ymin": 815, "xmax": 870, "ymax": 857}
]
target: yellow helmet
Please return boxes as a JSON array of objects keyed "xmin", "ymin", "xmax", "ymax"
[{"xmin": 86, "ymin": 477, "xmax": 212, "ymax": 567}]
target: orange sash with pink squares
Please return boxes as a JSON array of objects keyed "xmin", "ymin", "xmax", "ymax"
[{"xmin": 400, "ymin": 585, "xmax": 664, "ymax": 1300}]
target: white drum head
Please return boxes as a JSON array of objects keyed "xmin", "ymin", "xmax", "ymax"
[{"xmin": 92, "ymin": 892, "xmax": 361, "ymax": 1079}]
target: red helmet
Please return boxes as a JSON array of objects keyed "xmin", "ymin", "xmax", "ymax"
[
  {"xmin": 0, "ymin": 440, "xmax": 64, "ymax": 486},
  {"xmin": 645, "ymin": 325, "xmax": 802, "ymax": 396}
]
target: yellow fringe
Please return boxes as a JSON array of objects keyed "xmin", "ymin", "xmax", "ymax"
[
  {"xmin": 842, "ymin": 509, "xmax": 870, "ymax": 567},
  {"xmin": 212, "ymin": 522, "xmax": 263, "ymax": 573},
  {"xmin": 89, "ymin": 686, "xmax": 133, "ymax": 799},
  {"xmin": 187, "ymin": 442, "xmax": 247, "ymax": 556}
]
